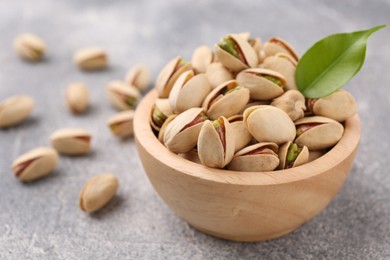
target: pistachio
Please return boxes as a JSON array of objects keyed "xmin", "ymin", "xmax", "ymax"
[
  {"xmin": 108, "ymin": 110, "xmax": 135, "ymax": 138},
  {"xmin": 236, "ymin": 68, "xmax": 285, "ymax": 100},
  {"xmin": 13, "ymin": 33, "xmax": 46, "ymax": 61},
  {"xmin": 65, "ymin": 83, "xmax": 89, "ymax": 114},
  {"xmin": 202, "ymin": 80, "xmax": 250, "ymax": 120},
  {"xmin": 278, "ymin": 141, "xmax": 309, "ymax": 169},
  {"xmin": 164, "ymin": 108, "xmax": 207, "ymax": 153},
  {"xmin": 0, "ymin": 95, "xmax": 35, "ymax": 128},
  {"xmin": 205, "ymin": 62, "xmax": 234, "ymax": 89},
  {"xmin": 215, "ymin": 34, "xmax": 258, "ymax": 72},
  {"xmin": 125, "ymin": 64, "xmax": 152, "ymax": 92},
  {"xmin": 227, "ymin": 142, "xmax": 279, "ymax": 172},
  {"xmin": 50, "ymin": 128, "xmax": 92, "ymax": 155},
  {"xmin": 79, "ymin": 174, "xmax": 119, "ymax": 213},
  {"xmin": 295, "ymin": 116, "xmax": 344, "ymax": 150},
  {"xmin": 150, "ymin": 98, "xmax": 174, "ymax": 132},
  {"xmin": 271, "ymin": 90, "xmax": 306, "ymax": 121},
  {"xmin": 248, "ymin": 37, "xmax": 262, "ymax": 61},
  {"xmin": 169, "ymin": 70, "xmax": 212, "ymax": 113},
  {"xmin": 198, "ymin": 116, "xmax": 235, "ymax": 168},
  {"xmin": 263, "ymin": 37, "xmax": 299, "ymax": 61},
  {"xmin": 191, "ymin": 45, "xmax": 214, "ymax": 73},
  {"xmin": 106, "ymin": 81, "xmax": 140, "ymax": 111},
  {"xmin": 261, "ymin": 53, "xmax": 297, "ymax": 90},
  {"xmin": 307, "ymin": 90, "xmax": 357, "ymax": 122},
  {"xmin": 155, "ymin": 56, "xmax": 192, "ymax": 98},
  {"xmin": 74, "ymin": 47, "xmax": 108, "ymax": 70},
  {"xmin": 244, "ymin": 105, "xmax": 296, "ymax": 144},
  {"xmin": 227, "ymin": 115, "xmax": 252, "ymax": 152},
  {"xmin": 12, "ymin": 147, "xmax": 58, "ymax": 182},
  {"xmin": 158, "ymin": 114, "xmax": 177, "ymax": 143}
]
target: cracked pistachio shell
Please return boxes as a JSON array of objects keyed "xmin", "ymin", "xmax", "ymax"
[
  {"xmin": 244, "ymin": 105, "xmax": 296, "ymax": 145},
  {"xmin": 79, "ymin": 174, "xmax": 119, "ymax": 213},
  {"xmin": 108, "ymin": 110, "xmax": 134, "ymax": 138},
  {"xmin": 271, "ymin": 90, "xmax": 306, "ymax": 121},
  {"xmin": 14, "ymin": 33, "xmax": 46, "ymax": 61},
  {"xmin": 158, "ymin": 114, "xmax": 177, "ymax": 143},
  {"xmin": 179, "ymin": 149, "xmax": 202, "ymax": 164},
  {"xmin": 278, "ymin": 141, "xmax": 309, "ymax": 169},
  {"xmin": 163, "ymin": 107, "xmax": 206, "ymax": 153},
  {"xmin": 308, "ymin": 90, "xmax": 357, "ymax": 122},
  {"xmin": 236, "ymin": 68, "xmax": 285, "ymax": 100},
  {"xmin": 12, "ymin": 147, "xmax": 58, "ymax": 182},
  {"xmin": 106, "ymin": 81, "xmax": 140, "ymax": 111},
  {"xmin": 169, "ymin": 70, "xmax": 212, "ymax": 113},
  {"xmin": 198, "ymin": 116, "xmax": 235, "ymax": 168},
  {"xmin": 191, "ymin": 45, "xmax": 214, "ymax": 73},
  {"xmin": 227, "ymin": 142, "xmax": 279, "ymax": 172},
  {"xmin": 295, "ymin": 116, "xmax": 344, "ymax": 150},
  {"xmin": 66, "ymin": 83, "xmax": 89, "ymax": 114},
  {"xmin": 261, "ymin": 53, "xmax": 297, "ymax": 90},
  {"xmin": 150, "ymin": 98, "xmax": 174, "ymax": 132},
  {"xmin": 155, "ymin": 56, "xmax": 192, "ymax": 98},
  {"xmin": 248, "ymin": 37, "xmax": 262, "ymax": 61},
  {"xmin": 263, "ymin": 37, "xmax": 299, "ymax": 61},
  {"xmin": 125, "ymin": 64, "xmax": 152, "ymax": 92},
  {"xmin": 74, "ymin": 47, "xmax": 108, "ymax": 70},
  {"xmin": 228, "ymin": 115, "xmax": 252, "ymax": 152},
  {"xmin": 202, "ymin": 80, "xmax": 250, "ymax": 120},
  {"xmin": 215, "ymin": 34, "xmax": 258, "ymax": 72},
  {"xmin": 0, "ymin": 95, "xmax": 34, "ymax": 128},
  {"xmin": 205, "ymin": 63, "xmax": 234, "ymax": 89},
  {"xmin": 50, "ymin": 128, "xmax": 92, "ymax": 155}
]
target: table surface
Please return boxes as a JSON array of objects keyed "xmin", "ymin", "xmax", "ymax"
[{"xmin": 1, "ymin": 0, "xmax": 389, "ymax": 259}]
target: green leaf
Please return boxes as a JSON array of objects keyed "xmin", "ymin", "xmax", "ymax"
[{"xmin": 296, "ymin": 25, "xmax": 386, "ymax": 98}]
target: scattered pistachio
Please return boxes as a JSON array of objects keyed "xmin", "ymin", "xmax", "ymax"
[
  {"xmin": 125, "ymin": 64, "xmax": 152, "ymax": 92},
  {"xmin": 50, "ymin": 128, "xmax": 92, "ymax": 155},
  {"xmin": 65, "ymin": 83, "xmax": 89, "ymax": 114},
  {"xmin": 14, "ymin": 33, "xmax": 46, "ymax": 61},
  {"xmin": 74, "ymin": 47, "xmax": 108, "ymax": 70},
  {"xmin": 0, "ymin": 95, "xmax": 35, "ymax": 128},
  {"xmin": 108, "ymin": 110, "xmax": 135, "ymax": 138}
]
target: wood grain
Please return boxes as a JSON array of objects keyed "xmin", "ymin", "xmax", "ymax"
[{"xmin": 134, "ymin": 89, "xmax": 361, "ymax": 242}]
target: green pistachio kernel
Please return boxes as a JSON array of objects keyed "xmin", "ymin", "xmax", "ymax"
[
  {"xmin": 152, "ymin": 108, "xmax": 167, "ymax": 127},
  {"xmin": 224, "ymin": 86, "xmax": 241, "ymax": 95},
  {"xmin": 219, "ymin": 38, "xmax": 239, "ymax": 59},
  {"xmin": 126, "ymin": 96, "xmax": 137, "ymax": 108},
  {"xmin": 286, "ymin": 143, "xmax": 302, "ymax": 164},
  {"xmin": 264, "ymin": 75, "xmax": 282, "ymax": 87},
  {"xmin": 212, "ymin": 119, "xmax": 221, "ymax": 128}
]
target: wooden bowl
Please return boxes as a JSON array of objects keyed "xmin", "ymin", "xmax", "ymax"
[{"xmin": 134, "ymin": 90, "xmax": 361, "ymax": 242}]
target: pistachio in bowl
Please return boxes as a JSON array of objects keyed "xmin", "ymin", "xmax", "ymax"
[{"xmin": 134, "ymin": 27, "xmax": 383, "ymax": 241}]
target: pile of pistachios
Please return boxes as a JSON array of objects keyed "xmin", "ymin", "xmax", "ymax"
[{"xmin": 150, "ymin": 33, "xmax": 357, "ymax": 171}]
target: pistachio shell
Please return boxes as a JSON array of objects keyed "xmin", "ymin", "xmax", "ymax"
[
  {"xmin": 74, "ymin": 48, "xmax": 108, "ymax": 70},
  {"xmin": 155, "ymin": 57, "xmax": 192, "ymax": 98},
  {"xmin": 261, "ymin": 53, "xmax": 297, "ymax": 90},
  {"xmin": 202, "ymin": 80, "xmax": 250, "ymax": 120},
  {"xmin": 12, "ymin": 147, "xmax": 58, "ymax": 182},
  {"xmin": 158, "ymin": 114, "xmax": 177, "ymax": 143},
  {"xmin": 14, "ymin": 33, "xmax": 46, "ymax": 61},
  {"xmin": 248, "ymin": 37, "xmax": 262, "ymax": 61},
  {"xmin": 308, "ymin": 90, "xmax": 357, "ymax": 122},
  {"xmin": 108, "ymin": 110, "xmax": 134, "ymax": 138},
  {"xmin": 106, "ymin": 81, "xmax": 140, "ymax": 111},
  {"xmin": 50, "ymin": 128, "xmax": 92, "ymax": 155},
  {"xmin": 227, "ymin": 142, "xmax": 279, "ymax": 172},
  {"xmin": 66, "ymin": 83, "xmax": 89, "ymax": 114},
  {"xmin": 150, "ymin": 98, "xmax": 174, "ymax": 131},
  {"xmin": 244, "ymin": 105, "xmax": 296, "ymax": 144},
  {"xmin": 169, "ymin": 70, "xmax": 212, "ymax": 113},
  {"xmin": 163, "ymin": 107, "xmax": 206, "ymax": 153},
  {"xmin": 227, "ymin": 115, "xmax": 252, "ymax": 152},
  {"xmin": 125, "ymin": 64, "xmax": 152, "ymax": 91},
  {"xmin": 198, "ymin": 117, "xmax": 235, "ymax": 168},
  {"xmin": 205, "ymin": 63, "xmax": 234, "ymax": 89},
  {"xmin": 0, "ymin": 95, "xmax": 34, "ymax": 128},
  {"xmin": 271, "ymin": 90, "xmax": 306, "ymax": 121},
  {"xmin": 263, "ymin": 37, "xmax": 299, "ymax": 61},
  {"xmin": 236, "ymin": 68, "xmax": 285, "ymax": 100},
  {"xmin": 295, "ymin": 116, "xmax": 344, "ymax": 150},
  {"xmin": 179, "ymin": 149, "xmax": 202, "ymax": 164},
  {"xmin": 79, "ymin": 174, "xmax": 119, "ymax": 213},
  {"xmin": 278, "ymin": 141, "xmax": 309, "ymax": 169},
  {"xmin": 191, "ymin": 45, "xmax": 214, "ymax": 73},
  {"xmin": 215, "ymin": 34, "xmax": 258, "ymax": 72}
]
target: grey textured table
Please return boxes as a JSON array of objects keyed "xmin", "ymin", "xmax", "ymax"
[{"xmin": 1, "ymin": 0, "xmax": 389, "ymax": 259}]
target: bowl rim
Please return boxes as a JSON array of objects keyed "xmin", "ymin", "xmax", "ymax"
[{"xmin": 134, "ymin": 89, "xmax": 361, "ymax": 186}]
